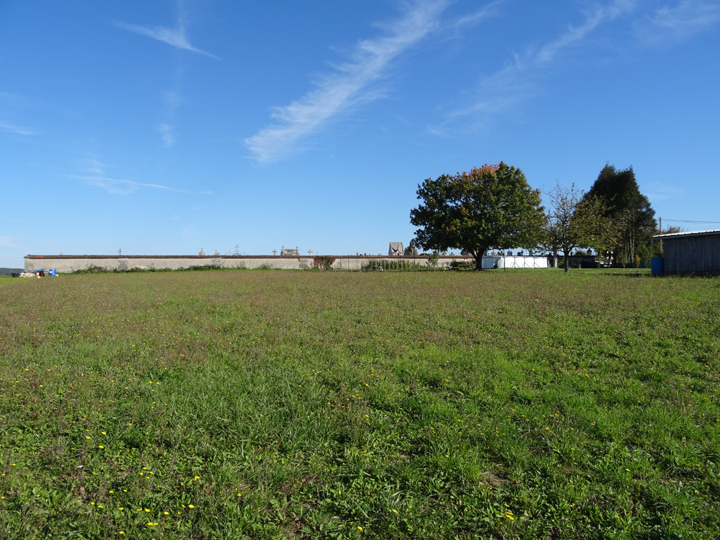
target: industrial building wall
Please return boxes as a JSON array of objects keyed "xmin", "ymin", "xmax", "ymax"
[{"xmin": 664, "ymin": 234, "xmax": 720, "ymax": 275}]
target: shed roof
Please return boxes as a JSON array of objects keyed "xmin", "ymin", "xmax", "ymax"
[{"xmin": 653, "ymin": 229, "xmax": 720, "ymax": 240}]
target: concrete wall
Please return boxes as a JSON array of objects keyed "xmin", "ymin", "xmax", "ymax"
[
  {"xmin": 24, "ymin": 254, "xmax": 552, "ymax": 273},
  {"xmin": 25, "ymin": 255, "xmax": 469, "ymax": 273}
]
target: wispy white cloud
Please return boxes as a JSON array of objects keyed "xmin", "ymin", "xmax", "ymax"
[
  {"xmin": 70, "ymin": 174, "xmax": 212, "ymax": 196},
  {"xmin": 160, "ymin": 123, "xmax": 176, "ymax": 147},
  {"xmin": 114, "ymin": 20, "xmax": 217, "ymax": 59},
  {"xmin": 158, "ymin": 90, "xmax": 181, "ymax": 146},
  {"xmin": 164, "ymin": 90, "xmax": 182, "ymax": 111},
  {"xmin": 0, "ymin": 236, "xmax": 17, "ymax": 248},
  {"xmin": 245, "ymin": 0, "xmax": 461, "ymax": 163},
  {"xmin": 442, "ymin": 0, "xmax": 505, "ymax": 32},
  {"xmin": 117, "ymin": 0, "xmax": 203, "ymax": 147},
  {"xmin": 0, "ymin": 122, "xmax": 35, "ymax": 136},
  {"xmin": 434, "ymin": 0, "xmax": 638, "ymax": 132},
  {"xmin": 645, "ymin": 183, "xmax": 685, "ymax": 203},
  {"xmin": 70, "ymin": 160, "xmax": 212, "ymax": 195},
  {"xmin": 82, "ymin": 158, "xmax": 107, "ymax": 175},
  {"xmin": 637, "ymin": 0, "xmax": 720, "ymax": 42}
]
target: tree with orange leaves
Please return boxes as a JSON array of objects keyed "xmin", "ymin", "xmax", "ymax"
[{"xmin": 410, "ymin": 162, "xmax": 545, "ymax": 270}]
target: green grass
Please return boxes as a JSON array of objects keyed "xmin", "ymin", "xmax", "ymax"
[{"xmin": 0, "ymin": 269, "xmax": 718, "ymax": 539}]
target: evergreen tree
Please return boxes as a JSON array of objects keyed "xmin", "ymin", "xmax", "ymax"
[{"xmin": 584, "ymin": 164, "xmax": 656, "ymax": 266}]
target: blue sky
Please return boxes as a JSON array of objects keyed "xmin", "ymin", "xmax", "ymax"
[{"xmin": 1, "ymin": 0, "xmax": 719, "ymax": 266}]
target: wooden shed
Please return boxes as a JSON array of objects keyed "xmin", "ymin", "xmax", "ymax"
[{"xmin": 654, "ymin": 229, "xmax": 720, "ymax": 275}]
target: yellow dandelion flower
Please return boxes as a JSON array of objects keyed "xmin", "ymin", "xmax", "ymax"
[
  {"xmin": 189, "ymin": 505, "xmax": 195, "ymax": 509},
  {"xmin": 358, "ymin": 526, "xmax": 363, "ymax": 530}
]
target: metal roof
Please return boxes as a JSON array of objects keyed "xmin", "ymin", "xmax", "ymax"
[{"xmin": 653, "ymin": 228, "xmax": 720, "ymax": 239}]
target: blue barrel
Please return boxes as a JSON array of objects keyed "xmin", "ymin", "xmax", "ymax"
[
  {"xmin": 651, "ymin": 257, "xmax": 664, "ymax": 275},
  {"xmin": 48, "ymin": 269, "xmax": 57, "ymax": 276}
]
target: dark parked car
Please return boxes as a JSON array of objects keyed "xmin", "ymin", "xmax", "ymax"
[{"xmin": 580, "ymin": 256, "xmax": 598, "ymax": 268}]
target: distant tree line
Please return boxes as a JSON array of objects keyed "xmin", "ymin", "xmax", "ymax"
[{"xmin": 409, "ymin": 162, "xmax": 666, "ymax": 271}]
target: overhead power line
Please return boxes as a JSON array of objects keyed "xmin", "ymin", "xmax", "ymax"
[{"xmin": 662, "ymin": 219, "xmax": 720, "ymax": 224}]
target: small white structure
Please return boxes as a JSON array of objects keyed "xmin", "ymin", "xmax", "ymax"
[{"xmin": 497, "ymin": 255, "xmax": 549, "ymax": 269}]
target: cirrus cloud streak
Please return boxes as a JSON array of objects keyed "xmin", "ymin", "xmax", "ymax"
[{"xmin": 245, "ymin": 0, "xmax": 459, "ymax": 163}]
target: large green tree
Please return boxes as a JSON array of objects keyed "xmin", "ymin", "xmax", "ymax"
[
  {"xmin": 542, "ymin": 182, "xmax": 616, "ymax": 272},
  {"xmin": 410, "ymin": 162, "xmax": 545, "ymax": 270},
  {"xmin": 584, "ymin": 164, "xmax": 657, "ymax": 266}
]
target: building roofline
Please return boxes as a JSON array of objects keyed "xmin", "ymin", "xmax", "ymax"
[
  {"xmin": 653, "ymin": 229, "xmax": 720, "ymax": 239},
  {"xmin": 24, "ymin": 254, "xmax": 474, "ymax": 260},
  {"xmin": 23, "ymin": 253, "xmax": 558, "ymax": 260}
]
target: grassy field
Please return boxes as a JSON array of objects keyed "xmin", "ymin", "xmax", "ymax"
[{"xmin": 0, "ymin": 269, "xmax": 718, "ymax": 539}]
